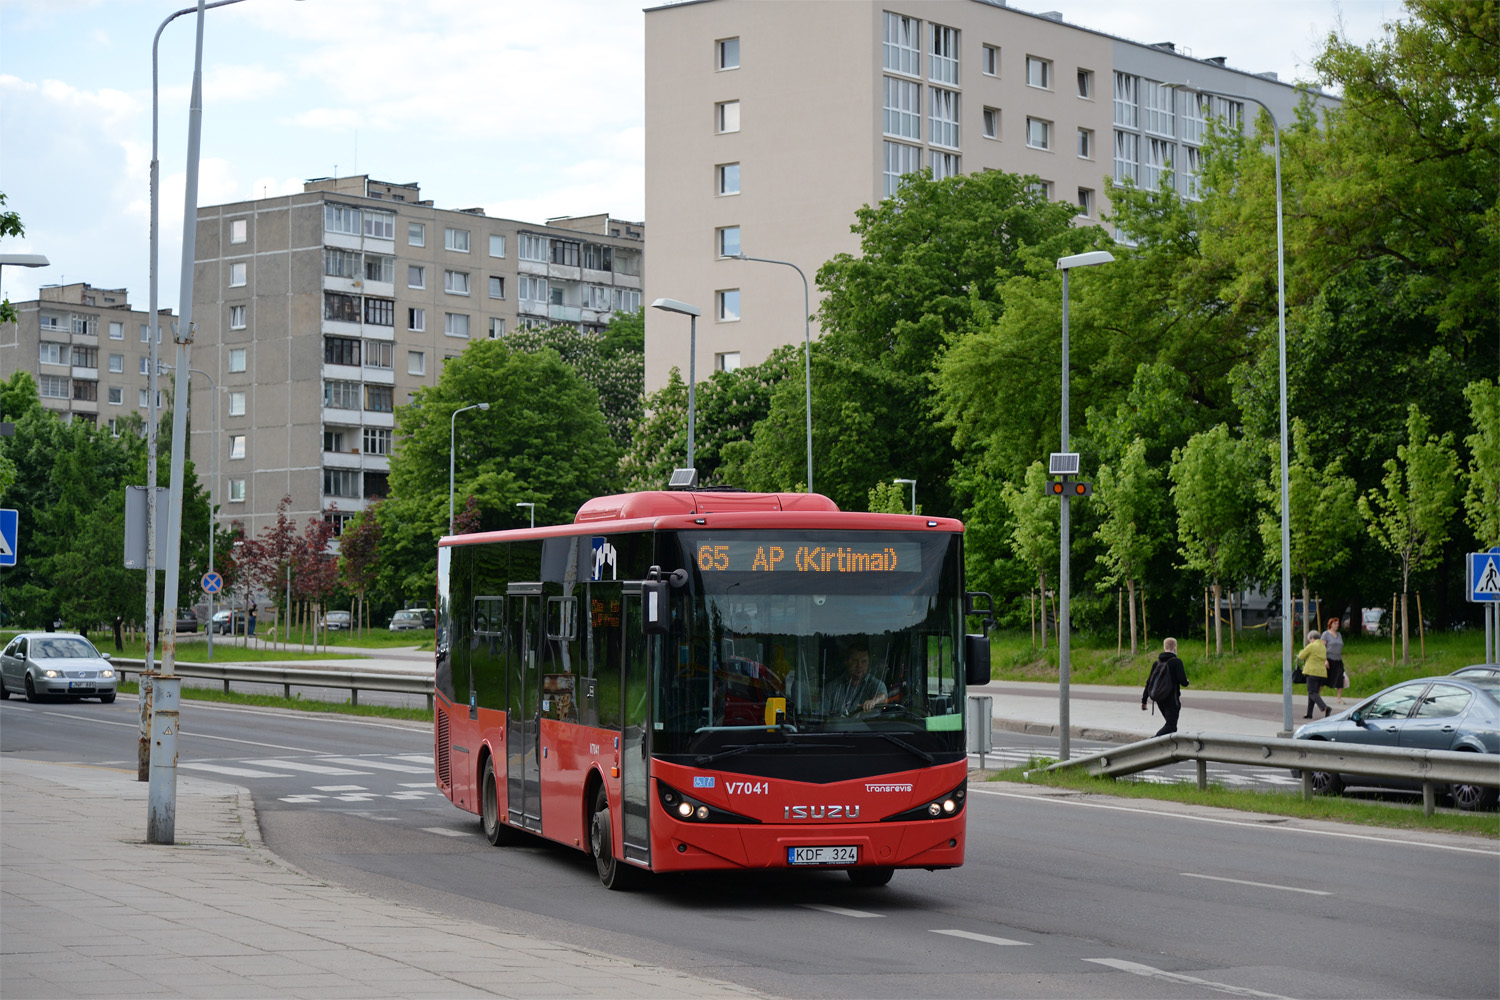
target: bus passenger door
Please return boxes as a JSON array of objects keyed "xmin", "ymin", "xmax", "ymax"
[
  {"xmin": 620, "ymin": 589, "xmax": 651, "ymax": 866},
  {"xmin": 506, "ymin": 584, "xmax": 543, "ymax": 831}
]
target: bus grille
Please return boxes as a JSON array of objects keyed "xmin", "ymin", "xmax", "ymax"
[{"xmin": 435, "ymin": 708, "xmax": 451, "ymax": 787}]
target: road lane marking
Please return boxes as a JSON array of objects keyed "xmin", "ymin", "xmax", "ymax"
[
  {"xmin": 244, "ymin": 759, "xmax": 370, "ymax": 775},
  {"xmin": 969, "ymin": 787, "xmax": 1500, "ymax": 856},
  {"xmin": 1181, "ymin": 872, "xmax": 1331, "ymax": 895},
  {"xmin": 392, "ymin": 754, "xmax": 433, "ymax": 764},
  {"xmin": 322, "ymin": 757, "xmax": 431, "ymax": 773},
  {"xmin": 422, "ymin": 827, "xmax": 470, "ymax": 838},
  {"xmin": 179, "ymin": 762, "xmax": 293, "ymax": 778},
  {"xmin": 930, "ymin": 929, "xmax": 1030, "ymax": 946},
  {"xmin": 799, "ymin": 903, "xmax": 884, "ymax": 918},
  {"xmin": 313, "ymin": 785, "xmax": 368, "ymax": 792},
  {"xmin": 1084, "ymin": 958, "xmax": 1293, "ymax": 998}
]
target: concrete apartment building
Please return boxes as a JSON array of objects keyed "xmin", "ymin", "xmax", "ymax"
[
  {"xmin": 643, "ymin": 0, "xmax": 1324, "ymax": 393},
  {"xmin": 0, "ymin": 283, "xmax": 174, "ymax": 429},
  {"xmin": 191, "ymin": 175, "xmax": 644, "ymax": 540}
]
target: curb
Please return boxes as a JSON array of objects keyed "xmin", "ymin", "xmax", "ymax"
[{"xmin": 992, "ymin": 717, "xmax": 1149, "ymax": 746}]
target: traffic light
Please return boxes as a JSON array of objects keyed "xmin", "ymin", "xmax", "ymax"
[
  {"xmin": 1071, "ymin": 481, "xmax": 1092, "ymax": 497},
  {"xmin": 1046, "ymin": 479, "xmax": 1092, "ymax": 497},
  {"xmin": 1047, "ymin": 481, "xmax": 1066, "ymax": 496}
]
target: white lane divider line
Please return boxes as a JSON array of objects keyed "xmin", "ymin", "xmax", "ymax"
[
  {"xmin": 313, "ymin": 785, "xmax": 368, "ymax": 792},
  {"xmin": 799, "ymin": 903, "xmax": 884, "ymax": 918},
  {"xmin": 392, "ymin": 754, "xmax": 433, "ymax": 764},
  {"xmin": 930, "ymin": 929, "xmax": 1030, "ymax": 946},
  {"xmin": 178, "ymin": 762, "xmax": 293, "ymax": 778},
  {"xmin": 422, "ymin": 827, "xmax": 470, "ymax": 838},
  {"xmin": 1182, "ymin": 872, "xmax": 1331, "ymax": 896},
  {"xmin": 322, "ymin": 757, "xmax": 432, "ymax": 773},
  {"xmin": 1084, "ymin": 958, "xmax": 1293, "ymax": 999},
  {"xmin": 244, "ymin": 759, "xmax": 369, "ymax": 775}
]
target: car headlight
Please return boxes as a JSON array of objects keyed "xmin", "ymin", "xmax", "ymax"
[
  {"xmin": 42, "ymin": 669, "xmax": 61, "ymax": 678},
  {"xmin": 101, "ymin": 669, "xmax": 115, "ymax": 679}
]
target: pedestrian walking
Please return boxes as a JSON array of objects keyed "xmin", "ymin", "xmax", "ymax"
[
  {"xmin": 1297, "ymin": 629, "xmax": 1331, "ymax": 718},
  {"xmin": 1141, "ymin": 637, "xmax": 1190, "ymax": 736},
  {"xmin": 248, "ymin": 602, "xmax": 258, "ymax": 638},
  {"xmin": 1322, "ymin": 616, "xmax": 1347, "ymax": 705}
]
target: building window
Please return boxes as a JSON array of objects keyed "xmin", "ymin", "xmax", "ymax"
[
  {"xmin": 1026, "ymin": 117, "xmax": 1052, "ymax": 150},
  {"xmin": 1182, "ymin": 145, "xmax": 1203, "ymax": 200},
  {"xmin": 882, "ymin": 11, "xmax": 919, "ymax": 76},
  {"xmin": 229, "ymin": 348, "xmax": 247, "ymax": 373},
  {"xmin": 983, "ymin": 107, "xmax": 1000, "ymax": 139},
  {"xmin": 612, "ymin": 288, "xmax": 641, "ymax": 313},
  {"xmin": 716, "ymin": 289, "xmax": 740, "ymax": 322},
  {"xmin": 716, "ymin": 352, "xmax": 741, "ymax": 372},
  {"xmin": 489, "ymin": 234, "xmax": 506, "ymax": 258},
  {"xmin": 408, "ymin": 264, "xmax": 425, "ymax": 289},
  {"xmin": 444, "ymin": 270, "xmax": 471, "ymax": 295},
  {"xmin": 324, "ymin": 380, "xmax": 360, "ymax": 409},
  {"xmin": 72, "ymin": 380, "xmax": 97, "ymax": 402},
  {"xmin": 717, "ymin": 36, "xmax": 739, "ymax": 70},
  {"xmin": 364, "ymin": 340, "xmax": 394, "ymax": 370},
  {"xmin": 364, "ymin": 384, "xmax": 393, "ymax": 413},
  {"xmin": 1078, "ymin": 128, "xmax": 1094, "ymax": 159},
  {"xmin": 71, "ymin": 314, "xmax": 96, "ymax": 336},
  {"xmin": 717, "ymin": 226, "xmax": 741, "ymax": 258},
  {"xmin": 1181, "ymin": 92, "xmax": 1207, "ymax": 146},
  {"xmin": 109, "ymin": 321, "xmax": 124, "ymax": 340},
  {"xmin": 140, "ymin": 323, "xmax": 152, "ymax": 343},
  {"xmin": 71, "ymin": 345, "xmax": 97, "ymax": 368},
  {"xmin": 582, "ymin": 243, "xmax": 612, "ymax": 270},
  {"xmin": 363, "ymin": 254, "xmax": 394, "ymax": 283},
  {"xmin": 716, "ymin": 100, "xmax": 740, "ymax": 134},
  {"xmin": 324, "ymin": 335, "xmax": 360, "ymax": 366},
  {"xmin": 229, "ymin": 391, "xmax": 245, "ymax": 416},
  {"xmin": 931, "ymin": 151, "xmax": 960, "ymax": 181},
  {"xmin": 38, "ymin": 314, "xmax": 61, "ymax": 331},
  {"xmin": 1026, "ymin": 56, "xmax": 1051, "ymax": 90},
  {"xmin": 1077, "ymin": 187, "xmax": 1095, "ymax": 218},
  {"xmin": 1028, "ymin": 179, "xmax": 1053, "ymax": 200},
  {"xmin": 930, "ymin": 87, "xmax": 959, "ymax": 148},
  {"xmin": 1114, "ymin": 72, "xmax": 1139, "ymax": 128},
  {"xmin": 39, "ymin": 374, "xmax": 69, "ymax": 398},
  {"xmin": 445, "ymin": 228, "xmax": 470, "ymax": 253},
  {"xmin": 1114, "ymin": 130, "xmax": 1140, "ymax": 183},
  {"xmin": 108, "ymin": 354, "xmax": 124, "ymax": 373},
  {"xmin": 407, "ymin": 350, "xmax": 425, "ymax": 375},
  {"xmin": 1143, "ymin": 137, "xmax": 1172, "ymax": 190},
  {"xmin": 39, "ymin": 342, "xmax": 63, "ymax": 365},
  {"xmin": 519, "ymin": 275, "xmax": 548, "ymax": 310},
  {"xmin": 982, "ymin": 44, "xmax": 998, "ymax": 76},
  {"xmin": 1078, "ymin": 68, "xmax": 1094, "ymax": 99},
  {"xmin": 363, "ymin": 426, "xmax": 393, "ymax": 456},
  {"xmin": 229, "ymin": 262, "xmax": 247, "ymax": 287},
  {"xmin": 718, "ymin": 162, "xmax": 740, "ymax": 195},
  {"xmin": 929, "ymin": 24, "xmax": 958, "ymax": 85},
  {"xmin": 408, "ymin": 307, "xmax": 425, "ymax": 331},
  {"xmin": 550, "ymin": 240, "xmax": 581, "ymax": 267},
  {"xmin": 488, "ymin": 276, "xmax": 505, "ymax": 299},
  {"xmin": 324, "ymin": 291, "xmax": 360, "ymax": 323},
  {"xmin": 615, "ymin": 251, "xmax": 640, "ymax": 276},
  {"xmin": 445, "ymin": 313, "xmax": 470, "ymax": 338},
  {"xmin": 883, "ymin": 76, "xmax": 920, "ymax": 139},
  {"xmin": 230, "ymin": 218, "xmax": 247, "ymax": 243},
  {"xmin": 108, "ymin": 386, "xmax": 123, "ymax": 405},
  {"xmin": 488, "ymin": 317, "xmax": 505, "ymax": 338},
  {"xmin": 519, "ymin": 234, "xmax": 548, "ymax": 261},
  {"xmin": 1142, "ymin": 80, "xmax": 1175, "ymax": 137},
  {"xmin": 364, "ymin": 298, "xmax": 394, "ymax": 326},
  {"xmin": 364, "ymin": 210, "xmax": 395, "ymax": 240},
  {"xmin": 324, "ymin": 247, "xmax": 360, "ymax": 278},
  {"xmin": 228, "ymin": 434, "xmax": 246, "ymax": 460},
  {"xmin": 408, "ymin": 222, "xmax": 425, "ymax": 246},
  {"xmin": 139, "ymin": 357, "xmax": 150, "ymax": 375},
  {"xmin": 323, "ymin": 468, "xmax": 360, "ymax": 499},
  {"xmin": 228, "ymin": 479, "xmax": 246, "ymax": 502},
  {"xmin": 230, "ymin": 305, "xmax": 246, "ymax": 329},
  {"xmin": 139, "ymin": 389, "xmax": 164, "ymax": 409},
  {"xmin": 882, "ymin": 140, "xmax": 921, "ymax": 197},
  {"xmin": 325, "ymin": 203, "xmax": 361, "ymax": 235}
]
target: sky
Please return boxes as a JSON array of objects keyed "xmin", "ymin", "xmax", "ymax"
[{"xmin": 0, "ymin": 0, "xmax": 1405, "ymax": 315}]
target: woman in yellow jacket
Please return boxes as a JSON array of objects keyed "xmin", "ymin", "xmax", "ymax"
[{"xmin": 1297, "ymin": 629, "xmax": 1331, "ymax": 718}]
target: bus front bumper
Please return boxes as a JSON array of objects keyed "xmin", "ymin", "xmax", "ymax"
[{"xmin": 651, "ymin": 814, "xmax": 966, "ymax": 872}]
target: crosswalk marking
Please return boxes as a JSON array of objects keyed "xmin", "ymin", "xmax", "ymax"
[
  {"xmin": 314, "ymin": 784, "xmax": 368, "ymax": 792},
  {"xmin": 244, "ymin": 759, "xmax": 369, "ymax": 775},
  {"xmin": 799, "ymin": 903, "xmax": 883, "ymax": 918},
  {"xmin": 930, "ymin": 929, "xmax": 1030, "ymax": 947},
  {"xmin": 179, "ymin": 762, "xmax": 293, "ymax": 778},
  {"xmin": 392, "ymin": 754, "xmax": 433, "ymax": 764},
  {"xmin": 422, "ymin": 827, "xmax": 470, "ymax": 838},
  {"xmin": 322, "ymin": 756, "xmax": 431, "ymax": 774}
]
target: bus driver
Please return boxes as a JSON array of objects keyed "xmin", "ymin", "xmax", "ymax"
[{"xmin": 825, "ymin": 639, "xmax": 887, "ymax": 715}]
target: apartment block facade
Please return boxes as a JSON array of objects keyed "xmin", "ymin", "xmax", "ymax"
[
  {"xmin": 643, "ymin": 0, "xmax": 1327, "ymax": 393},
  {"xmin": 0, "ymin": 283, "xmax": 175, "ymax": 429},
  {"xmin": 191, "ymin": 176, "xmax": 644, "ymax": 540}
]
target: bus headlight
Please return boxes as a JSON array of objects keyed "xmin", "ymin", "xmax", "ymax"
[
  {"xmin": 884, "ymin": 780, "xmax": 968, "ymax": 822},
  {"xmin": 656, "ymin": 781, "xmax": 759, "ymax": 824},
  {"xmin": 677, "ymin": 801, "xmax": 693, "ymax": 819}
]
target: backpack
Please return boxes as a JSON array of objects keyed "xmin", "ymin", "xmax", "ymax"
[{"xmin": 1145, "ymin": 657, "xmax": 1174, "ymax": 705}]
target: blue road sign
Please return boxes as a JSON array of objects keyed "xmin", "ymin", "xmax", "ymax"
[
  {"xmin": 0, "ymin": 508, "xmax": 16, "ymax": 567},
  {"xmin": 1469, "ymin": 550, "xmax": 1500, "ymax": 603},
  {"xmin": 201, "ymin": 571, "xmax": 224, "ymax": 595}
]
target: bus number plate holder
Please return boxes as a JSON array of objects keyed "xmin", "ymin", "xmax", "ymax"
[{"xmin": 788, "ymin": 845, "xmax": 858, "ymax": 865}]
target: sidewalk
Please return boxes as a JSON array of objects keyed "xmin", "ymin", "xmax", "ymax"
[
  {"xmin": 975, "ymin": 680, "xmax": 1304, "ymax": 743},
  {"xmin": 0, "ymin": 758, "xmax": 764, "ymax": 1000}
]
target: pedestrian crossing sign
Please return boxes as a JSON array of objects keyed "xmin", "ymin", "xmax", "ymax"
[
  {"xmin": 1469, "ymin": 550, "xmax": 1500, "ymax": 603},
  {"xmin": 0, "ymin": 509, "xmax": 16, "ymax": 567}
]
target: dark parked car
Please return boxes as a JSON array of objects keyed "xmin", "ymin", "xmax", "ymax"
[
  {"xmin": 211, "ymin": 610, "xmax": 249, "ymax": 635},
  {"xmin": 0, "ymin": 632, "xmax": 118, "ymax": 703},
  {"xmin": 1294, "ymin": 675, "xmax": 1500, "ymax": 810},
  {"xmin": 176, "ymin": 613, "xmax": 199, "ymax": 633},
  {"xmin": 388, "ymin": 608, "xmax": 435, "ymax": 631},
  {"xmin": 320, "ymin": 611, "xmax": 352, "ymax": 631}
]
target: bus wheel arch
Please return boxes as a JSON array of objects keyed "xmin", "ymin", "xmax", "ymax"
[
  {"xmin": 480, "ymin": 750, "xmax": 521, "ymax": 846},
  {"xmin": 589, "ymin": 782, "xmax": 638, "ymax": 890}
]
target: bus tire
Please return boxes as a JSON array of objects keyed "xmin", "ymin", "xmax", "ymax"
[
  {"xmin": 847, "ymin": 867, "xmax": 894, "ymax": 887},
  {"xmin": 590, "ymin": 785, "xmax": 638, "ymax": 890},
  {"xmin": 481, "ymin": 757, "xmax": 521, "ymax": 846}
]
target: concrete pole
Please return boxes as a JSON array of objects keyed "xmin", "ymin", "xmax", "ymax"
[{"xmin": 1058, "ymin": 266, "xmax": 1072, "ymax": 763}]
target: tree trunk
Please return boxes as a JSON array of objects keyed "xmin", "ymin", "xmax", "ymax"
[
  {"xmin": 1416, "ymin": 591, "xmax": 1425, "ymax": 662},
  {"xmin": 1211, "ymin": 581, "xmax": 1223, "ymax": 655},
  {"xmin": 1141, "ymin": 584, "xmax": 1148, "ymax": 650},
  {"xmin": 1126, "ymin": 578, "xmax": 1138, "ymax": 655},
  {"xmin": 1401, "ymin": 591, "xmax": 1410, "ymax": 665},
  {"xmin": 1301, "ymin": 580, "xmax": 1312, "ymax": 646},
  {"xmin": 1228, "ymin": 589, "xmax": 1237, "ymax": 655}
]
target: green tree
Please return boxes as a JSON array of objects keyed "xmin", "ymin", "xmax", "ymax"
[
  {"xmin": 1, "ymin": 192, "xmax": 26, "ymax": 325},
  {"xmin": 507, "ymin": 318, "xmax": 643, "ymax": 450},
  {"xmin": 867, "ymin": 481, "xmax": 916, "ymax": 515},
  {"xmin": 1357, "ymin": 404, "xmax": 1461, "ymax": 663},
  {"xmin": 1463, "ymin": 380, "xmax": 1500, "ymax": 548},
  {"xmin": 1170, "ymin": 425, "xmax": 1259, "ymax": 654},
  {"xmin": 337, "ymin": 500, "xmax": 382, "ymax": 633},
  {"xmin": 1000, "ymin": 462, "xmax": 1059, "ymax": 649},
  {"xmin": 1093, "ymin": 437, "xmax": 1164, "ymax": 654}
]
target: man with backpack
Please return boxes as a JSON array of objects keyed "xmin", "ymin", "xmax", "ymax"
[{"xmin": 1141, "ymin": 637, "xmax": 1190, "ymax": 736}]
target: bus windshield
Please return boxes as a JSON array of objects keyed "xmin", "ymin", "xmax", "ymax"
[{"xmin": 656, "ymin": 530, "xmax": 966, "ymax": 756}]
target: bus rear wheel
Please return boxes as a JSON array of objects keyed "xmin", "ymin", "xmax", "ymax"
[
  {"xmin": 590, "ymin": 785, "xmax": 638, "ymax": 890},
  {"xmin": 847, "ymin": 867, "xmax": 894, "ymax": 887},
  {"xmin": 481, "ymin": 758, "xmax": 520, "ymax": 846}
]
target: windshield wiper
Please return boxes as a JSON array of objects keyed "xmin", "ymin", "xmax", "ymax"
[
  {"xmin": 879, "ymin": 732, "xmax": 934, "ymax": 764},
  {"xmin": 695, "ymin": 742, "xmax": 806, "ymax": 766}
]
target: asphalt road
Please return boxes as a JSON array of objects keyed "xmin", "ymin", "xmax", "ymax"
[{"xmin": 4, "ymin": 695, "xmax": 1496, "ymax": 999}]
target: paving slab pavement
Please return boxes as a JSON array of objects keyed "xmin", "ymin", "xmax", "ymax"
[{"xmin": 0, "ymin": 758, "xmax": 766, "ymax": 1000}]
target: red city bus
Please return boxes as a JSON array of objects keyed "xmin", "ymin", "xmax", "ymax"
[{"xmin": 433, "ymin": 487, "xmax": 991, "ymax": 889}]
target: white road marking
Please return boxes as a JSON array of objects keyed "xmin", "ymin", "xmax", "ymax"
[
  {"xmin": 1084, "ymin": 958, "xmax": 1294, "ymax": 998},
  {"xmin": 398, "ymin": 781, "xmax": 433, "ymax": 788},
  {"xmin": 335, "ymin": 792, "xmax": 378, "ymax": 801},
  {"xmin": 243, "ymin": 759, "xmax": 369, "ymax": 775},
  {"xmin": 387, "ymin": 791, "xmax": 437, "ymax": 800},
  {"xmin": 392, "ymin": 754, "xmax": 433, "ymax": 764},
  {"xmin": 799, "ymin": 903, "xmax": 884, "ymax": 918},
  {"xmin": 930, "ymin": 928, "xmax": 1030, "ymax": 946},
  {"xmin": 313, "ymin": 784, "xmax": 368, "ymax": 792},
  {"xmin": 277, "ymin": 794, "xmax": 327, "ymax": 803},
  {"xmin": 178, "ymin": 762, "xmax": 293, "ymax": 778},
  {"xmin": 969, "ymin": 787, "xmax": 1500, "ymax": 856},
  {"xmin": 422, "ymin": 827, "xmax": 470, "ymax": 838},
  {"xmin": 322, "ymin": 756, "xmax": 431, "ymax": 773},
  {"xmin": 1181, "ymin": 872, "xmax": 1331, "ymax": 896}
]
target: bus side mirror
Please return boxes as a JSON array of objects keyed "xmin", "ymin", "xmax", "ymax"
[
  {"xmin": 965, "ymin": 633, "xmax": 991, "ymax": 687},
  {"xmin": 642, "ymin": 579, "xmax": 669, "ymax": 635}
]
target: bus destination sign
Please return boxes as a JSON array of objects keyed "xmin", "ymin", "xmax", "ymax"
[{"xmin": 695, "ymin": 540, "xmax": 921, "ymax": 574}]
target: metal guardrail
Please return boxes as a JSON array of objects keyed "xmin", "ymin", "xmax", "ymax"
[
  {"xmin": 1034, "ymin": 731, "xmax": 1500, "ymax": 816},
  {"xmin": 115, "ymin": 659, "xmax": 435, "ymax": 712}
]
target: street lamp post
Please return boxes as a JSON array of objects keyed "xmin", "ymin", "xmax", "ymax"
[
  {"xmin": 449, "ymin": 403, "xmax": 490, "ymax": 535},
  {"xmin": 162, "ymin": 364, "xmax": 218, "ymax": 658},
  {"xmin": 893, "ymin": 478, "xmax": 916, "ymax": 515},
  {"xmin": 516, "ymin": 502, "xmax": 535, "ymax": 528},
  {"xmin": 1055, "ymin": 249, "xmax": 1114, "ymax": 762},
  {"xmin": 651, "ymin": 298, "xmax": 702, "ymax": 473},
  {"xmin": 1171, "ymin": 83, "xmax": 1293, "ymax": 734},
  {"xmin": 727, "ymin": 253, "xmax": 814, "ymax": 494}
]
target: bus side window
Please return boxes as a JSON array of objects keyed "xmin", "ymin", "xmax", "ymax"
[{"xmin": 590, "ymin": 583, "xmax": 624, "ymax": 730}]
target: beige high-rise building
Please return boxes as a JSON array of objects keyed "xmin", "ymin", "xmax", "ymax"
[
  {"xmin": 191, "ymin": 176, "xmax": 644, "ymax": 541},
  {"xmin": 644, "ymin": 0, "xmax": 1327, "ymax": 392}
]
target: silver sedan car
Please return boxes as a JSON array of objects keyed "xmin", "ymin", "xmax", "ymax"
[{"xmin": 0, "ymin": 632, "xmax": 118, "ymax": 703}]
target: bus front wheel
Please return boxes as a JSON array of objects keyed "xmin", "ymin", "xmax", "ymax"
[
  {"xmin": 481, "ymin": 758, "xmax": 521, "ymax": 846},
  {"xmin": 590, "ymin": 785, "xmax": 638, "ymax": 890},
  {"xmin": 848, "ymin": 867, "xmax": 894, "ymax": 887}
]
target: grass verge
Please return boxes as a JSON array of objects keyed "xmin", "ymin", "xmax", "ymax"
[
  {"xmin": 116, "ymin": 680, "xmax": 431, "ymax": 723},
  {"xmin": 986, "ymin": 757, "xmax": 1500, "ymax": 839}
]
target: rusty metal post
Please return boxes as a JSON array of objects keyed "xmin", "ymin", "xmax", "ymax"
[{"xmin": 147, "ymin": 676, "xmax": 180, "ymax": 843}]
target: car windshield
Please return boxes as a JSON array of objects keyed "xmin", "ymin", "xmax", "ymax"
[{"xmin": 34, "ymin": 638, "xmax": 98, "ymax": 659}]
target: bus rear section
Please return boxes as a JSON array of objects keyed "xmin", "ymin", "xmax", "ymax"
[{"xmin": 432, "ymin": 489, "xmax": 990, "ymax": 888}]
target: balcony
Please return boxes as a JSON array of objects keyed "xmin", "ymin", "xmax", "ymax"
[{"xmin": 548, "ymin": 304, "xmax": 582, "ymax": 324}]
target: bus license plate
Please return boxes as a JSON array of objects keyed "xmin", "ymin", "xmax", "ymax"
[{"xmin": 788, "ymin": 845, "xmax": 858, "ymax": 866}]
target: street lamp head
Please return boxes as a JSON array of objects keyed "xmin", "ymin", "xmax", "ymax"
[
  {"xmin": 651, "ymin": 297, "xmax": 701, "ymax": 317},
  {"xmin": 893, "ymin": 478, "xmax": 915, "ymax": 486},
  {"xmin": 0, "ymin": 254, "xmax": 50, "ymax": 268},
  {"xmin": 1056, "ymin": 250, "xmax": 1115, "ymax": 270},
  {"xmin": 477, "ymin": 402, "xmax": 490, "ymax": 411}
]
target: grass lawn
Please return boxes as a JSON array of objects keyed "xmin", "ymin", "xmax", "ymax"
[
  {"xmin": 0, "ymin": 627, "xmax": 436, "ymax": 663},
  {"xmin": 116, "ymin": 680, "xmax": 431, "ymax": 722}
]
